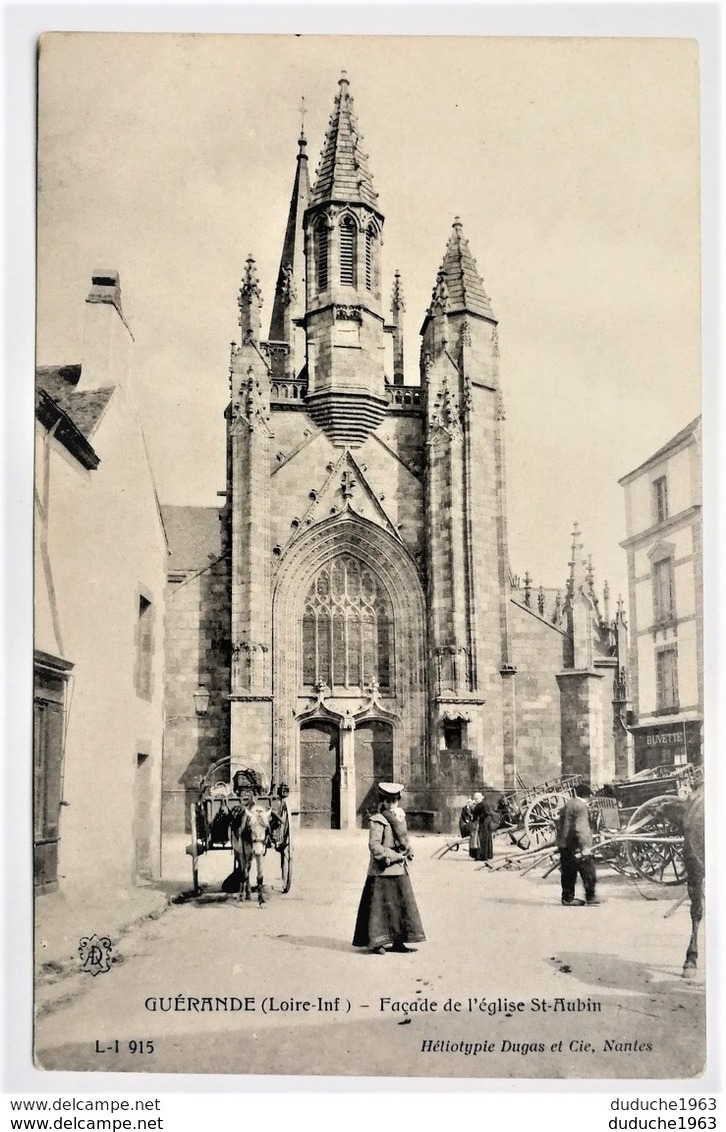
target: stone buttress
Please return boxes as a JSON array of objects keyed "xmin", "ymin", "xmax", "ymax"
[{"xmin": 421, "ymin": 219, "xmax": 513, "ymax": 788}]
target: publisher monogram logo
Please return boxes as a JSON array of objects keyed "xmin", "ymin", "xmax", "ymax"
[{"xmin": 78, "ymin": 934, "xmax": 113, "ymax": 976}]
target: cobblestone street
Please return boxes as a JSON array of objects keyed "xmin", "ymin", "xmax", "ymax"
[{"xmin": 35, "ymin": 830, "xmax": 705, "ymax": 1080}]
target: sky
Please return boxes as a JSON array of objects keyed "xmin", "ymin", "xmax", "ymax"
[{"xmin": 36, "ymin": 33, "xmax": 701, "ymax": 602}]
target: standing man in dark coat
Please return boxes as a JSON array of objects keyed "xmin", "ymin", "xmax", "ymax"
[{"xmin": 556, "ymin": 783, "xmax": 601, "ymax": 906}]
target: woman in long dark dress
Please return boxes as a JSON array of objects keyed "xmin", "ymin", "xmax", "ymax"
[
  {"xmin": 353, "ymin": 783, "xmax": 426, "ymax": 955},
  {"xmin": 472, "ymin": 793, "xmax": 495, "ymax": 862},
  {"xmin": 459, "ymin": 798, "xmax": 475, "ymax": 839},
  {"xmin": 469, "ymin": 792, "xmax": 483, "ymax": 858}
]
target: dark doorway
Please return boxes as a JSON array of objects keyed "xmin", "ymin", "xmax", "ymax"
[
  {"xmin": 33, "ymin": 654, "xmax": 72, "ymax": 893},
  {"xmin": 355, "ymin": 720, "xmax": 394, "ymax": 827},
  {"xmin": 134, "ymin": 752, "xmax": 153, "ymax": 880},
  {"xmin": 300, "ymin": 720, "xmax": 340, "ymax": 828},
  {"xmin": 33, "ymin": 676, "xmax": 66, "ymax": 893}
]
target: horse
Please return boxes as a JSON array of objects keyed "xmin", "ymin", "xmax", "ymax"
[
  {"xmin": 229, "ymin": 799, "xmax": 276, "ymax": 905},
  {"xmin": 680, "ymin": 784, "xmax": 704, "ymax": 979}
]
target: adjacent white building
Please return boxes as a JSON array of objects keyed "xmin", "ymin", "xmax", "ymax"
[
  {"xmin": 34, "ymin": 272, "xmax": 167, "ymax": 892},
  {"xmin": 619, "ymin": 418, "xmax": 702, "ymax": 771}
]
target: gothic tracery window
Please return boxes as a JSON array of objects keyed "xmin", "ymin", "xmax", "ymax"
[{"xmin": 302, "ymin": 556, "xmax": 393, "ymax": 690}]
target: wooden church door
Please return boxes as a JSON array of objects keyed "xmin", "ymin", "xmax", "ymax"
[
  {"xmin": 299, "ymin": 720, "xmax": 340, "ymax": 828},
  {"xmin": 355, "ymin": 720, "xmax": 393, "ymax": 827}
]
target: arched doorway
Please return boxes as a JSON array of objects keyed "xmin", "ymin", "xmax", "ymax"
[
  {"xmin": 299, "ymin": 720, "xmax": 340, "ymax": 829},
  {"xmin": 355, "ymin": 720, "xmax": 393, "ymax": 827}
]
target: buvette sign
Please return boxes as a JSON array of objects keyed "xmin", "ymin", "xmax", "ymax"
[{"xmin": 633, "ymin": 720, "xmax": 702, "ymax": 771}]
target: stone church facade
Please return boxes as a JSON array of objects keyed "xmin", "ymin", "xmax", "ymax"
[{"xmin": 161, "ymin": 75, "xmax": 630, "ymax": 838}]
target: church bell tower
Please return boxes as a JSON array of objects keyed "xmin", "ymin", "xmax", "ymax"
[{"xmin": 302, "ymin": 72, "xmax": 388, "ymax": 446}]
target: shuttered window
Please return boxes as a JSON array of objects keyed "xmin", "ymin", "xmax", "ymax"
[
  {"xmin": 340, "ymin": 217, "xmax": 356, "ymax": 286},
  {"xmin": 315, "ymin": 221, "xmax": 328, "ymax": 291},
  {"xmin": 365, "ymin": 226, "xmax": 375, "ymax": 290},
  {"xmin": 656, "ymin": 647, "xmax": 679, "ymax": 711},
  {"xmin": 653, "ymin": 476, "xmax": 668, "ymax": 524},
  {"xmin": 652, "ymin": 558, "xmax": 676, "ymax": 624}
]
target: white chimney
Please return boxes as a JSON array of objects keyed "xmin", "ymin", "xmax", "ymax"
[{"xmin": 79, "ymin": 270, "xmax": 133, "ymax": 389}]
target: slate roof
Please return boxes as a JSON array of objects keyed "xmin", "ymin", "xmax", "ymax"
[
  {"xmin": 310, "ymin": 74, "xmax": 379, "ymax": 211},
  {"xmin": 160, "ymin": 505, "xmax": 224, "ymax": 572},
  {"xmin": 36, "ymin": 365, "xmax": 116, "ymax": 440},
  {"xmin": 619, "ymin": 416, "xmax": 701, "ymax": 484},
  {"xmin": 436, "ymin": 218, "xmax": 495, "ymax": 320},
  {"xmin": 36, "ymin": 364, "xmax": 82, "ymax": 392}
]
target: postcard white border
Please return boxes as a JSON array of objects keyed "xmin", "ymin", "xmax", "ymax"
[{"xmin": 2, "ymin": 0, "xmax": 723, "ymax": 1107}]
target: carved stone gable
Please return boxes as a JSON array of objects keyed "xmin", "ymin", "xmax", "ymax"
[{"xmin": 294, "ymin": 449, "xmax": 401, "ymax": 542}]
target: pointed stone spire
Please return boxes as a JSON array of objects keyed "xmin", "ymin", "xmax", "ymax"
[
  {"xmin": 603, "ymin": 579, "xmax": 610, "ymax": 625},
  {"xmin": 567, "ymin": 521, "xmax": 585, "ymax": 598},
  {"xmin": 586, "ymin": 553, "xmax": 595, "ymax": 590},
  {"xmin": 238, "ymin": 255, "xmax": 263, "ymax": 343},
  {"xmin": 433, "ymin": 217, "xmax": 495, "ymax": 321},
  {"xmin": 268, "ymin": 128, "xmax": 311, "ymax": 372},
  {"xmin": 310, "ymin": 72, "xmax": 379, "ymax": 211},
  {"xmin": 391, "ymin": 271, "xmax": 406, "ymax": 385}
]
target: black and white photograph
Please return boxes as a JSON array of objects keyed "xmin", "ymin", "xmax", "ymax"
[{"xmin": 31, "ymin": 33, "xmax": 705, "ymax": 1080}]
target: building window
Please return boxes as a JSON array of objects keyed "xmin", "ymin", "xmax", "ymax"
[
  {"xmin": 301, "ymin": 555, "xmax": 393, "ymax": 690},
  {"xmin": 655, "ymin": 647, "xmax": 679, "ymax": 712},
  {"xmin": 443, "ymin": 720, "xmax": 464, "ymax": 750},
  {"xmin": 315, "ymin": 220, "xmax": 328, "ymax": 291},
  {"xmin": 339, "ymin": 216, "xmax": 356, "ymax": 287},
  {"xmin": 365, "ymin": 226, "xmax": 375, "ymax": 291},
  {"xmin": 136, "ymin": 593, "xmax": 153, "ymax": 699},
  {"xmin": 653, "ymin": 476, "xmax": 668, "ymax": 524},
  {"xmin": 652, "ymin": 558, "xmax": 676, "ymax": 624}
]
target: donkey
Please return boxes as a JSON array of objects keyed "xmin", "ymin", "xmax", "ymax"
[
  {"xmin": 229, "ymin": 800, "xmax": 275, "ymax": 905},
  {"xmin": 680, "ymin": 784, "xmax": 704, "ymax": 979}
]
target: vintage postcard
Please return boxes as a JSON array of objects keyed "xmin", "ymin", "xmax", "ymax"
[{"xmin": 33, "ymin": 33, "xmax": 704, "ymax": 1079}]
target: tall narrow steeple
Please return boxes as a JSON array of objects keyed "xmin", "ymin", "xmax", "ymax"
[
  {"xmin": 301, "ymin": 73, "xmax": 388, "ymax": 446},
  {"xmin": 390, "ymin": 271, "xmax": 405, "ymax": 385},
  {"xmin": 309, "ymin": 71, "xmax": 379, "ymax": 212},
  {"xmin": 268, "ymin": 127, "xmax": 311, "ymax": 378}
]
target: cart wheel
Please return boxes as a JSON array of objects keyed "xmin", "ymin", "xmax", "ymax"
[
  {"xmin": 625, "ymin": 795, "xmax": 686, "ymax": 886},
  {"xmin": 523, "ymin": 792, "xmax": 566, "ymax": 850},
  {"xmin": 277, "ymin": 803, "xmax": 292, "ymax": 893}
]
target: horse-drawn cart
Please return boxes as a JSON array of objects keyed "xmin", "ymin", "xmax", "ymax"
[
  {"xmin": 187, "ymin": 758, "xmax": 293, "ymax": 897},
  {"xmin": 434, "ymin": 763, "xmax": 702, "ymax": 893},
  {"xmin": 590, "ymin": 763, "xmax": 702, "ymax": 886},
  {"xmin": 495, "ymin": 774, "xmax": 584, "ymax": 850},
  {"xmin": 433, "ymin": 773, "xmax": 584, "ymax": 859}
]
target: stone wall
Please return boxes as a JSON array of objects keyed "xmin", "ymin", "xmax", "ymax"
[
  {"xmin": 162, "ymin": 556, "xmax": 230, "ymax": 836},
  {"xmin": 509, "ymin": 599, "xmax": 565, "ymax": 786}
]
